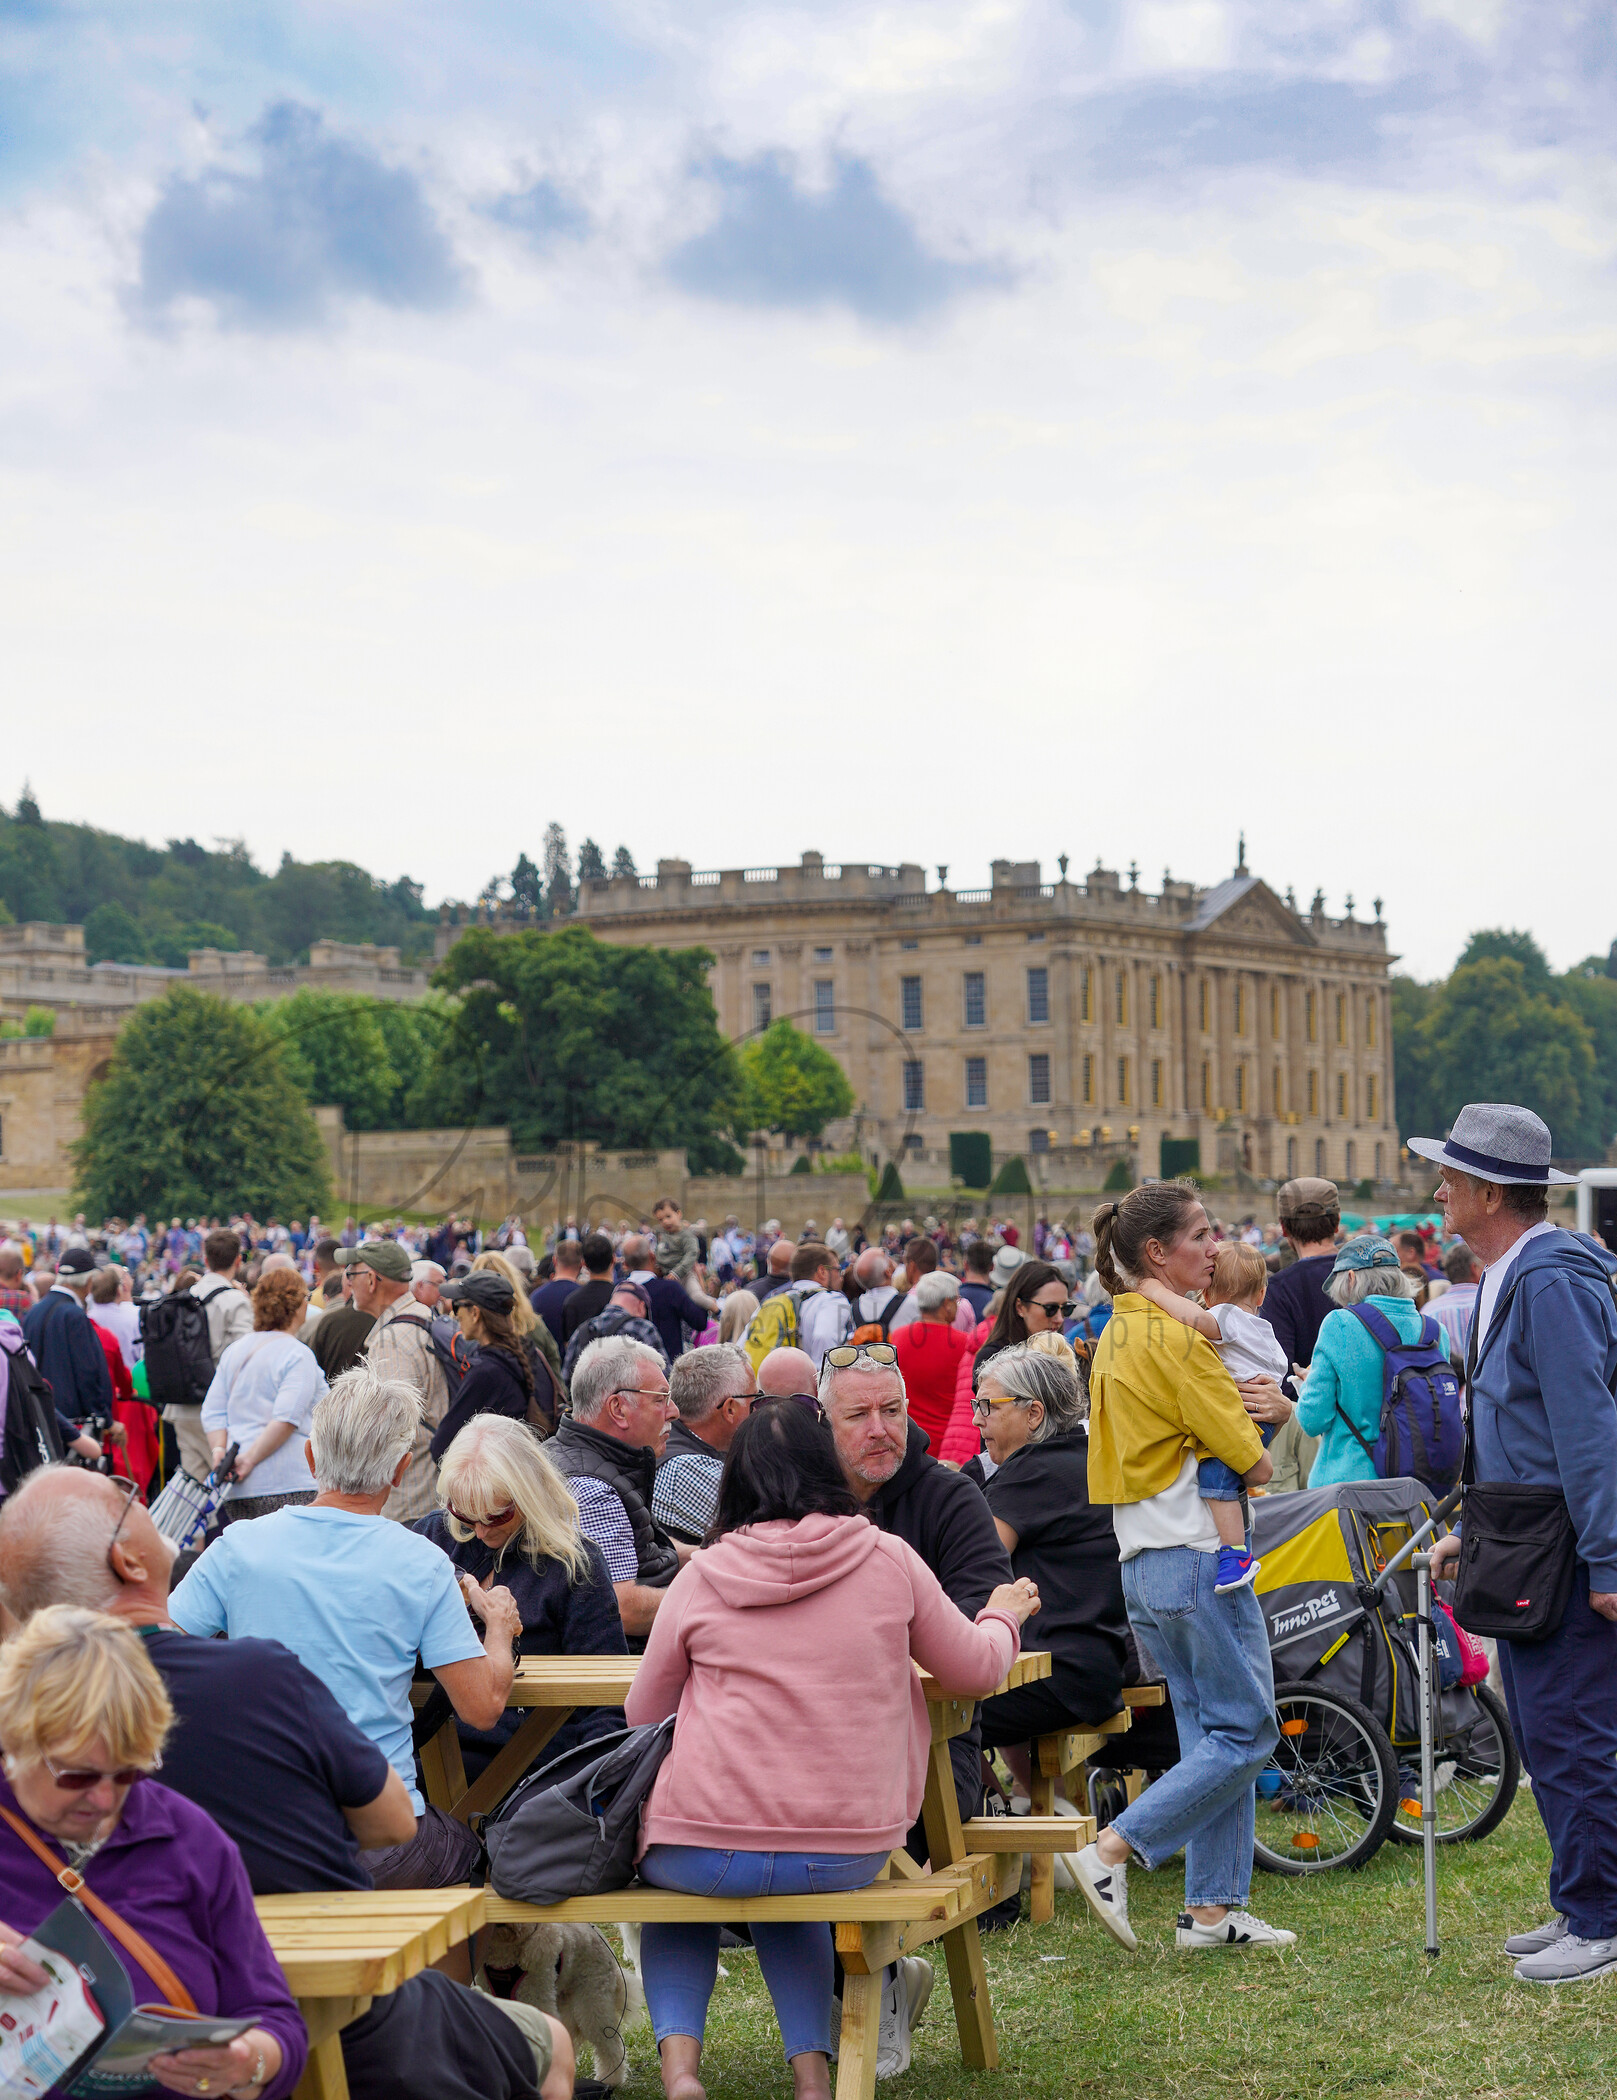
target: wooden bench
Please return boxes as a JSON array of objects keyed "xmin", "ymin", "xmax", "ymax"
[
  {"xmin": 1021, "ymin": 1686, "xmax": 1166, "ymax": 1923},
  {"xmin": 255, "ymin": 1886, "xmax": 486, "ymax": 2100}
]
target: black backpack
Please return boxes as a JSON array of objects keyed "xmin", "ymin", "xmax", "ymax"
[
  {"xmin": 483, "ymin": 1720, "xmax": 676, "ymax": 1903},
  {"xmin": 1, "ymin": 1341, "xmax": 66, "ymax": 1495},
  {"xmin": 139, "ymin": 1292, "xmax": 217, "ymax": 1408}
]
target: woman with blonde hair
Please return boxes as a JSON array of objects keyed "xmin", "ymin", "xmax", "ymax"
[
  {"xmin": 717, "ymin": 1289, "xmax": 759, "ymax": 1347},
  {"xmin": 416, "ymin": 1414, "xmax": 628, "ymax": 1778},
  {"xmin": 202, "ymin": 1267, "xmax": 325, "ymax": 1524},
  {"xmin": 0, "ymin": 1607, "xmax": 305, "ymax": 2097}
]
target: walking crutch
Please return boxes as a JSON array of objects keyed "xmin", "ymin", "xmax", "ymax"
[
  {"xmin": 1359, "ymin": 1488, "xmax": 1463, "ymax": 1957},
  {"xmin": 1414, "ymin": 1548, "xmax": 1440, "ymax": 1957}
]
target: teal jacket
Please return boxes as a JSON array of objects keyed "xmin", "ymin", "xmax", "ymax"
[{"xmin": 1295, "ymin": 1294, "xmax": 1429, "ymax": 1486}]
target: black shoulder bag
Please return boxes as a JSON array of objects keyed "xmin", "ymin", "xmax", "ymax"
[{"xmin": 1449, "ymin": 1279, "xmax": 1578, "ymax": 1643}]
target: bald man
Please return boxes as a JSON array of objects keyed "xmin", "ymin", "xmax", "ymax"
[
  {"xmin": 756, "ymin": 1347, "xmax": 821, "ymax": 1406},
  {"xmin": 754, "ymin": 1238, "xmax": 795, "ymax": 1305}
]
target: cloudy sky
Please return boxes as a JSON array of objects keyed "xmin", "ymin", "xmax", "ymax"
[{"xmin": 3, "ymin": 0, "xmax": 1612, "ymax": 980}]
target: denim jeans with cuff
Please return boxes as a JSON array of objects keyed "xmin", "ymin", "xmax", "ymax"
[
  {"xmin": 1112, "ymin": 1545, "xmax": 1278, "ymax": 1910},
  {"xmin": 639, "ymin": 1845, "xmax": 891, "ymax": 2062}
]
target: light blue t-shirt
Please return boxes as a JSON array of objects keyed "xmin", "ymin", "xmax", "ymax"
[{"xmin": 169, "ymin": 1505, "xmax": 484, "ymax": 1813}]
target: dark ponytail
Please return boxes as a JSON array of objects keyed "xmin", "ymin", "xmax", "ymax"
[{"xmin": 1091, "ymin": 1183, "xmax": 1204, "ymax": 1297}]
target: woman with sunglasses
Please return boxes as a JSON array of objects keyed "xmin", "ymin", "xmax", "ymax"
[
  {"xmin": 970, "ymin": 1261, "xmax": 1075, "ymax": 1390},
  {"xmin": 0, "ymin": 1607, "xmax": 305, "ymax": 2098},
  {"xmin": 416, "ymin": 1413, "xmax": 627, "ymax": 1779}
]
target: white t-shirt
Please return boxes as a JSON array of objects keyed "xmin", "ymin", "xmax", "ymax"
[
  {"xmin": 1210, "ymin": 1302, "xmax": 1289, "ymax": 1386},
  {"xmin": 1111, "ymin": 1451, "xmax": 1222, "ymax": 1561},
  {"xmin": 1476, "ymin": 1221, "xmax": 1556, "ymax": 1351}
]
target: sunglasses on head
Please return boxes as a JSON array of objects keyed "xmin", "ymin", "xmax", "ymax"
[
  {"xmin": 447, "ymin": 1502, "xmax": 517, "ymax": 1528},
  {"xmin": 43, "ymin": 1751, "xmax": 162, "ymax": 1792},
  {"xmin": 823, "ymin": 1343, "xmax": 898, "ymax": 1369}
]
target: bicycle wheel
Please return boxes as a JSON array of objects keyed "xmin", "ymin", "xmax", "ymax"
[
  {"xmin": 1389, "ymin": 1681, "xmax": 1520, "ymax": 1845},
  {"xmin": 1253, "ymin": 1683, "xmax": 1399, "ymax": 1875}
]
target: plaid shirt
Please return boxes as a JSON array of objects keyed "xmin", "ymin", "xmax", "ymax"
[{"xmin": 365, "ymin": 1297, "xmax": 450, "ymax": 1524}]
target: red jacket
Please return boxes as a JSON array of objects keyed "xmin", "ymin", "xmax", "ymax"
[{"xmin": 894, "ymin": 1320, "xmax": 978, "ymax": 1465}]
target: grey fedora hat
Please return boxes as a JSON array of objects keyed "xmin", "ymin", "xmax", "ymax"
[{"xmin": 1407, "ymin": 1102, "xmax": 1575, "ymax": 1186}]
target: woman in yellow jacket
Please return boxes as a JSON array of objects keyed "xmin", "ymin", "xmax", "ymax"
[{"xmin": 1071, "ymin": 1182, "xmax": 1298, "ymax": 1957}]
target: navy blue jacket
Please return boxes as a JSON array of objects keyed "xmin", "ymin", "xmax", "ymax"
[
  {"xmin": 1470, "ymin": 1229, "xmax": 1617, "ymax": 1588},
  {"xmin": 413, "ymin": 1513, "xmax": 628, "ymax": 1760},
  {"xmin": 22, "ymin": 1288, "xmax": 112, "ymax": 1423},
  {"xmin": 638, "ymin": 1275, "xmax": 711, "ymax": 1366}
]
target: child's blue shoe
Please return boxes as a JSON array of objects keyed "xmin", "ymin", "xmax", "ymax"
[{"xmin": 1214, "ymin": 1546, "xmax": 1261, "ymax": 1595}]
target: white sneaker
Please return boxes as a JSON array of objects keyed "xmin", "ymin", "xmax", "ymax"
[
  {"xmin": 874, "ymin": 1956, "xmax": 934, "ymax": 2078},
  {"xmin": 1072, "ymin": 1843, "xmax": 1138, "ymax": 1952},
  {"xmin": 1176, "ymin": 1909, "xmax": 1297, "ymax": 1950}
]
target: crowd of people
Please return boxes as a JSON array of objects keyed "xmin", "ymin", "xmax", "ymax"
[{"xmin": 0, "ymin": 1102, "xmax": 1611, "ymax": 2098}]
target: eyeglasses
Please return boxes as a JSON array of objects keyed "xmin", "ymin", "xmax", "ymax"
[
  {"xmin": 1028, "ymin": 1299, "xmax": 1076, "ymax": 1319},
  {"xmin": 43, "ymin": 1751, "xmax": 162, "ymax": 1792},
  {"xmin": 823, "ymin": 1343, "xmax": 898, "ymax": 1369},
  {"xmin": 447, "ymin": 1501, "xmax": 517, "ymax": 1528},
  {"xmin": 971, "ymin": 1395, "xmax": 1030, "ymax": 1420},
  {"xmin": 104, "ymin": 1476, "xmax": 140, "ymax": 1570}
]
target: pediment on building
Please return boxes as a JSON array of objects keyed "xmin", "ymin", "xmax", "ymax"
[{"xmin": 1184, "ymin": 875, "xmax": 1316, "ymax": 950}]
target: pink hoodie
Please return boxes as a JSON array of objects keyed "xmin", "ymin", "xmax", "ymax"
[{"xmin": 624, "ymin": 1512, "xmax": 1019, "ymax": 1855}]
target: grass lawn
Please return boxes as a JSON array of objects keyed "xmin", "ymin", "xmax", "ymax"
[{"xmin": 633, "ymin": 1798, "xmax": 1613, "ymax": 2098}]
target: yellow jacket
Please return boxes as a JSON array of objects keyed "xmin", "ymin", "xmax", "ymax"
[{"xmin": 1088, "ymin": 1293, "xmax": 1265, "ymax": 1505}]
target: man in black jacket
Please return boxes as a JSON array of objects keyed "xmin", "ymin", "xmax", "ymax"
[{"xmin": 821, "ymin": 1345, "xmax": 1014, "ymax": 2073}]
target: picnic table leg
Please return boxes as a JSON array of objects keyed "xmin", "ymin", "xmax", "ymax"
[
  {"xmin": 920, "ymin": 1743, "xmax": 998, "ymax": 2071},
  {"xmin": 1027, "ymin": 1765, "xmax": 1056, "ymax": 1925},
  {"xmin": 417, "ymin": 1714, "xmax": 468, "ymax": 1816},
  {"xmin": 294, "ymin": 2012, "xmax": 351, "ymax": 2100},
  {"xmin": 450, "ymin": 1707, "xmax": 571, "ymax": 1823}
]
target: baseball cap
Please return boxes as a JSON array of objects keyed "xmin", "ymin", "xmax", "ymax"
[
  {"xmin": 1330, "ymin": 1235, "xmax": 1401, "ymax": 1276},
  {"xmin": 58, "ymin": 1247, "xmax": 97, "ymax": 1278},
  {"xmin": 1277, "ymin": 1177, "xmax": 1339, "ymax": 1215},
  {"xmin": 441, "ymin": 1271, "xmax": 516, "ymax": 1314},
  {"xmin": 337, "ymin": 1241, "xmax": 412, "ymax": 1284}
]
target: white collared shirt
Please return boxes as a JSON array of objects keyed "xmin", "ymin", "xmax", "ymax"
[{"xmin": 1476, "ymin": 1221, "xmax": 1556, "ymax": 1350}]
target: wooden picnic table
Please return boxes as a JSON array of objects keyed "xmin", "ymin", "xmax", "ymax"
[
  {"xmin": 421, "ymin": 1648, "xmax": 1056, "ymax": 2091},
  {"xmin": 255, "ymin": 1885, "xmax": 485, "ymax": 2100}
]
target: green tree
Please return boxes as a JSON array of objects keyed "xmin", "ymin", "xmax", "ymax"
[
  {"xmin": 509, "ymin": 854, "xmax": 542, "ymax": 915},
  {"xmin": 22, "ymin": 1006, "xmax": 53, "ymax": 1037},
  {"xmin": 427, "ymin": 924, "xmax": 745, "ymax": 1171},
  {"xmin": 1417, "ymin": 957, "xmax": 1595, "ymax": 1149},
  {"xmin": 577, "ymin": 839, "xmax": 606, "ymax": 884},
  {"xmin": 612, "ymin": 845, "xmax": 637, "ymax": 880},
  {"xmin": 1457, "ymin": 928, "xmax": 1552, "ymax": 989},
  {"xmin": 84, "ymin": 900, "xmax": 149, "ymax": 965},
  {"xmin": 374, "ymin": 997, "xmax": 455, "ymax": 1127},
  {"xmin": 258, "ymin": 990, "xmax": 399, "ymax": 1131},
  {"xmin": 73, "ymin": 988, "xmax": 333, "ymax": 1219},
  {"xmin": 1390, "ymin": 975, "xmax": 1441, "ymax": 1141},
  {"xmin": 541, "ymin": 823, "xmax": 572, "ymax": 921},
  {"xmin": 738, "ymin": 1019, "xmax": 855, "ymax": 1142},
  {"xmin": 1556, "ymin": 970, "xmax": 1617, "ymax": 1155}
]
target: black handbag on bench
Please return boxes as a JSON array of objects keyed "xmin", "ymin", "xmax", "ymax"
[{"xmin": 1450, "ymin": 1278, "xmax": 1578, "ymax": 1644}]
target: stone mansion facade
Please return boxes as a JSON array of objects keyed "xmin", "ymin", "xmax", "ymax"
[{"xmin": 439, "ymin": 850, "xmax": 1400, "ymax": 1186}]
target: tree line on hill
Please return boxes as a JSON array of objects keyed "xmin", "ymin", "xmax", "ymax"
[
  {"xmin": 74, "ymin": 928, "xmax": 854, "ymax": 1219},
  {"xmin": 1393, "ymin": 929, "xmax": 1617, "ymax": 1160}
]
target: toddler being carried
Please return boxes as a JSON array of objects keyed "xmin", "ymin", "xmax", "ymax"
[{"xmin": 1137, "ymin": 1241, "xmax": 1287, "ymax": 1595}]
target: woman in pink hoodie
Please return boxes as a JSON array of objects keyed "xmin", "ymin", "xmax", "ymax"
[{"xmin": 624, "ymin": 1401, "xmax": 1039, "ymax": 2100}]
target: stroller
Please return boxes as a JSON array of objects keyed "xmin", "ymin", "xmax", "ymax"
[{"xmin": 1249, "ymin": 1478, "xmax": 1518, "ymax": 1873}]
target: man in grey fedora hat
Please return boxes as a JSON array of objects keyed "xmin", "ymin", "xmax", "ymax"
[{"xmin": 1420, "ymin": 1103, "xmax": 1617, "ymax": 1983}]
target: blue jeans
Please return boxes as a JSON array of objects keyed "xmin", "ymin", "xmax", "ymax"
[
  {"xmin": 1112, "ymin": 1546, "xmax": 1278, "ymax": 1909},
  {"xmin": 1200, "ymin": 1421, "xmax": 1275, "ymax": 1503},
  {"xmin": 639, "ymin": 1845, "xmax": 891, "ymax": 2062}
]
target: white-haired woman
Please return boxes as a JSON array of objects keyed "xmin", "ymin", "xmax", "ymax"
[
  {"xmin": 0, "ymin": 1608, "xmax": 305, "ymax": 2097},
  {"xmin": 1295, "ymin": 1236, "xmax": 1431, "ymax": 1485},
  {"xmin": 416, "ymin": 1415, "xmax": 628, "ymax": 1779},
  {"xmin": 717, "ymin": 1289, "xmax": 759, "ymax": 1347},
  {"xmin": 974, "ymin": 1343, "xmax": 1128, "ymax": 1770}
]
